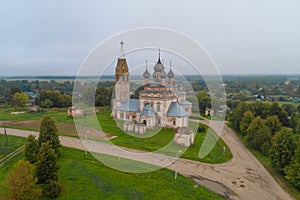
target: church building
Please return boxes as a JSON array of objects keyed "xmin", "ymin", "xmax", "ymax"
[{"xmin": 111, "ymin": 41, "xmax": 193, "ymax": 136}]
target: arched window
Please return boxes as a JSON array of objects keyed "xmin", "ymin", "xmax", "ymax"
[{"xmin": 157, "ymin": 102, "xmax": 161, "ymax": 111}]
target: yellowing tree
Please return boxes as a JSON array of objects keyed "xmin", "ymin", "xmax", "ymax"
[
  {"xmin": 13, "ymin": 92, "xmax": 28, "ymax": 110},
  {"xmin": 5, "ymin": 160, "xmax": 42, "ymax": 200}
]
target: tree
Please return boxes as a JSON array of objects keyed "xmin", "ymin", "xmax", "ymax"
[
  {"xmin": 38, "ymin": 89, "xmax": 71, "ymax": 108},
  {"xmin": 281, "ymin": 104, "xmax": 296, "ymax": 116},
  {"xmin": 4, "ymin": 86, "xmax": 21, "ymax": 103},
  {"xmin": 278, "ymin": 109, "xmax": 289, "ymax": 127},
  {"xmin": 13, "ymin": 92, "xmax": 28, "ymax": 109},
  {"xmin": 229, "ymin": 102, "xmax": 250, "ymax": 131},
  {"xmin": 251, "ymin": 101, "xmax": 271, "ymax": 119},
  {"xmin": 38, "ymin": 116, "xmax": 61, "ymax": 156},
  {"xmin": 265, "ymin": 115, "xmax": 282, "ymax": 135},
  {"xmin": 82, "ymin": 85, "xmax": 96, "ymax": 106},
  {"xmin": 296, "ymin": 119, "xmax": 300, "ymax": 135},
  {"xmin": 270, "ymin": 102, "xmax": 281, "ymax": 116},
  {"xmin": 284, "ymin": 140, "xmax": 300, "ymax": 189},
  {"xmin": 95, "ymin": 86, "xmax": 111, "ymax": 106},
  {"xmin": 269, "ymin": 128, "xmax": 296, "ymax": 172},
  {"xmin": 25, "ymin": 135, "xmax": 39, "ymax": 164},
  {"xmin": 240, "ymin": 111, "xmax": 255, "ymax": 135},
  {"xmin": 197, "ymin": 90, "xmax": 211, "ymax": 114},
  {"xmin": 40, "ymin": 99, "xmax": 53, "ymax": 108},
  {"xmin": 36, "ymin": 142, "xmax": 61, "ymax": 197},
  {"xmin": 5, "ymin": 160, "xmax": 42, "ymax": 200},
  {"xmin": 290, "ymin": 112, "xmax": 299, "ymax": 132},
  {"xmin": 245, "ymin": 117, "xmax": 272, "ymax": 155}
]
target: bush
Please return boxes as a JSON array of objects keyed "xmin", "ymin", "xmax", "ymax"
[
  {"xmin": 42, "ymin": 180, "xmax": 61, "ymax": 198},
  {"xmin": 197, "ymin": 124, "xmax": 206, "ymax": 133}
]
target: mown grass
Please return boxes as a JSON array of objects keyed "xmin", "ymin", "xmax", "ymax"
[
  {"xmin": 0, "ymin": 145, "xmax": 224, "ymax": 200},
  {"xmin": 0, "ymin": 107, "xmax": 73, "ymax": 123},
  {"xmin": 0, "ymin": 134, "xmax": 26, "ymax": 159},
  {"xmin": 0, "ymin": 107, "xmax": 232, "ymax": 164},
  {"xmin": 227, "ymin": 123, "xmax": 300, "ymax": 200},
  {"xmin": 99, "ymin": 112, "xmax": 232, "ymax": 163}
]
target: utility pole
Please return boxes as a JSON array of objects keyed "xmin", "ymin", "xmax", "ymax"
[
  {"xmin": 85, "ymin": 130, "xmax": 89, "ymax": 155},
  {"xmin": 175, "ymin": 150, "xmax": 182, "ymax": 180},
  {"xmin": 3, "ymin": 121, "xmax": 8, "ymax": 171}
]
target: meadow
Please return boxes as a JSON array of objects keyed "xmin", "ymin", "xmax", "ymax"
[
  {"xmin": 0, "ymin": 136, "xmax": 223, "ymax": 200},
  {"xmin": 0, "ymin": 107, "xmax": 232, "ymax": 164}
]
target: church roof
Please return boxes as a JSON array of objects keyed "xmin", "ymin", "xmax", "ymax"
[
  {"xmin": 143, "ymin": 67, "xmax": 150, "ymax": 78},
  {"xmin": 167, "ymin": 102, "xmax": 189, "ymax": 117},
  {"xmin": 140, "ymin": 103, "xmax": 155, "ymax": 117},
  {"xmin": 167, "ymin": 68, "xmax": 174, "ymax": 78},
  {"xmin": 116, "ymin": 99, "xmax": 139, "ymax": 112},
  {"xmin": 179, "ymin": 100, "xmax": 193, "ymax": 105},
  {"xmin": 160, "ymin": 70, "xmax": 167, "ymax": 78},
  {"xmin": 154, "ymin": 62, "xmax": 164, "ymax": 72}
]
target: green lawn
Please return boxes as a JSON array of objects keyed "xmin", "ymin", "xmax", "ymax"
[
  {"xmin": 0, "ymin": 107, "xmax": 232, "ymax": 164},
  {"xmin": 0, "ymin": 107, "xmax": 73, "ymax": 123},
  {"xmin": 0, "ymin": 134, "xmax": 26, "ymax": 159},
  {"xmin": 0, "ymin": 145, "xmax": 223, "ymax": 200},
  {"xmin": 227, "ymin": 123, "xmax": 300, "ymax": 200},
  {"xmin": 99, "ymin": 112, "xmax": 232, "ymax": 163}
]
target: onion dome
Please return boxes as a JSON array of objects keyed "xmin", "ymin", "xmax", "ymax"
[
  {"xmin": 143, "ymin": 67, "xmax": 150, "ymax": 78},
  {"xmin": 168, "ymin": 68, "xmax": 174, "ymax": 78},
  {"xmin": 160, "ymin": 70, "xmax": 167, "ymax": 78},
  {"xmin": 152, "ymin": 71, "xmax": 156, "ymax": 79},
  {"xmin": 154, "ymin": 49, "xmax": 164, "ymax": 72},
  {"xmin": 154, "ymin": 61, "xmax": 164, "ymax": 72}
]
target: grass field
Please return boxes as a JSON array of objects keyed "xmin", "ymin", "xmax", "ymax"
[
  {"xmin": 0, "ymin": 134, "xmax": 26, "ymax": 159},
  {"xmin": 0, "ymin": 145, "xmax": 223, "ymax": 200},
  {"xmin": 0, "ymin": 107, "xmax": 232, "ymax": 164},
  {"xmin": 227, "ymin": 123, "xmax": 300, "ymax": 200},
  {"xmin": 98, "ymin": 112, "xmax": 232, "ymax": 163}
]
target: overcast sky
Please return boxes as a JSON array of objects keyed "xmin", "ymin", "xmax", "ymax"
[{"xmin": 0, "ymin": 0, "xmax": 299, "ymax": 76}]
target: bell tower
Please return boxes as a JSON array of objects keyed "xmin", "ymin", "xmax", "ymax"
[{"xmin": 112, "ymin": 41, "xmax": 130, "ymax": 112}]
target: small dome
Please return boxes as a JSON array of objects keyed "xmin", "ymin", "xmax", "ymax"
[
  {"xmin": 152, "ymin": 72, "xmax": 156, "ymax": 79},
  {"xmin": 154, "ymin": 56, "xmax": 164, "ymax": 72},
  {"xmin": 154, "ymin": 63, "xmax": 164, "ymax": 72},
  {"xmin": 160, "ymin": 70, "xmax": 166, "ymax": 78},
  {"xmin": 143, "ymin": 67, "xmax": 150, "ymax": 78},
  {"xmin": 168, "ymin": 68, "xmax": 174, "ymax": 78}
]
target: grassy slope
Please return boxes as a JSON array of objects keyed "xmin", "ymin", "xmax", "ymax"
[
  {"xmin": 0, "ymin": 145, "xmax": 223, "ymax": 200},
  {"xmin": 0, "ymin": 107, "xmax": 232, "ymax": 164},
  {"xmin": 0, "ymin": 135, "xmax": 26, "ymax": 159},
  {"xmin": 99, "ymin": 112, "xmax": 232, "ymax": 163},
  {"xmin": 227, "ymin": 123, "xmax": 300, "ymax": 200}
]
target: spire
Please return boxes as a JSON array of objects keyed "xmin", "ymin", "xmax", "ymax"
[
  {"xmin": 168, "ymin": 60, "xmax": 174, "ymax": 79},
  {"xmin": 157, "ymin": 48, "xmax": 162, "ymax": 64},
  {"xmin": 119, "ymin": 39, "xmax": 125, "ymax": 58},
  {"xmin": 143, "ymin": 60, "xmax": 150, "ymax": 78}
]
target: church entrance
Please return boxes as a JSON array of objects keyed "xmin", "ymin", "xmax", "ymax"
[{"xmin": 143, "ymin": 120, "xmax": 147, "ymax": 126}]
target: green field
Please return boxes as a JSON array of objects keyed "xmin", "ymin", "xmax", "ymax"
[
  {"xmin": 0, "ymin": 107, "xmax": 232, "ymax": 164},
  {"xmin": 0, "ymin": 143, "xmax": 223, "ymax": 200},
  {"xmin": 0, "ymin": 134, "xmax": 26, "ymax": 159}
]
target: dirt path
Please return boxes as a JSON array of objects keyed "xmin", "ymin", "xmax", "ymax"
[
  {"xmin": 0, "ymin": 145, "xmax": 24, "ymax": 167},
  {"xmin": 0, "ymin": 121, "xmax": 291, "ymax": 200}
]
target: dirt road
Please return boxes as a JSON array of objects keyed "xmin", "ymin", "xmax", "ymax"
[{"xmin": 0, "ymin": 121, "xmax": 291, "ymax": 200}]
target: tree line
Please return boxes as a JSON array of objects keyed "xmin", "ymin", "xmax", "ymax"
[{"xmin": 229, "ymin": 101, "xmax": 300, "ymax": 190}]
